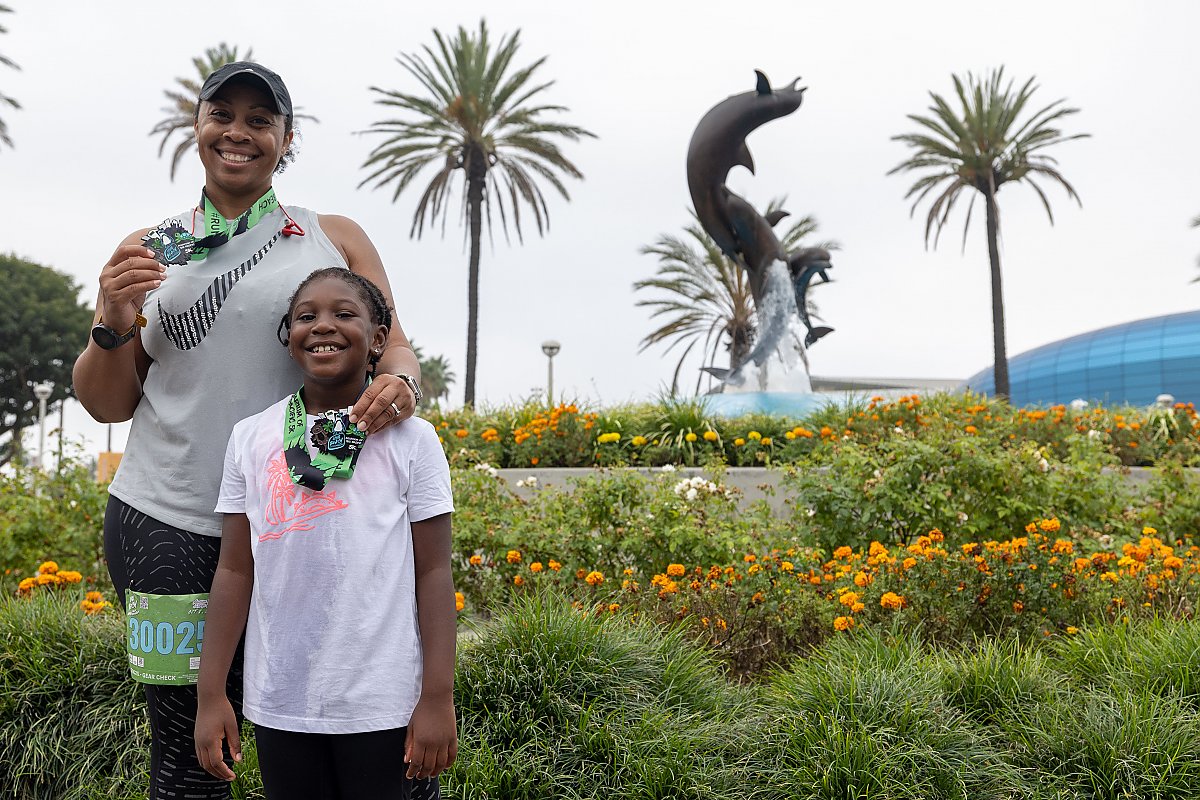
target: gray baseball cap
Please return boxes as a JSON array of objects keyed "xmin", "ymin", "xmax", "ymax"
[{"xmin": 198, "ymin": 61, "xmax": 293, "ymax": 122}]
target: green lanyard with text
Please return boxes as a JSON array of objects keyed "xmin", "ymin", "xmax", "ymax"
[
  {"xmin": 191, "ymin": 187, "xmax": 280, "ymax": 261},
  {"xmin": 283, "ymin": 388, "xmax": 368, "ymax": 490}
]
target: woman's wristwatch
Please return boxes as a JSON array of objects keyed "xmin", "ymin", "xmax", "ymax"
[{"xmin": 393, "ymin": 374, "xmax": 423, "ymax": 406}]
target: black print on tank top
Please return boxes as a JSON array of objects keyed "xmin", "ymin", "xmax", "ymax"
[{"xmin": 158, "ymin": 232, "xmax": 281, "ymax": 351}]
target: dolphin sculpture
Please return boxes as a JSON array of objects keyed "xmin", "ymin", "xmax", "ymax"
[{"xmin": 686, "ymin": 71, "xmax": 834, "ymax": 387}]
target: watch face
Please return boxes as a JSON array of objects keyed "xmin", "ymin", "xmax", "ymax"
[{"xmin": 91, "ymin": 323, "xmax": 132, "ymax": 350}]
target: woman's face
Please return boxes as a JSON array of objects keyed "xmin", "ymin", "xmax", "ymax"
[{"xmin": 193, "ymin": 78, "xmax": 292, "ymax": 200}]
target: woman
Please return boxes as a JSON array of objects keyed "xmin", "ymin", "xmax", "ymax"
[{"xmin": 73, "ymin": 61, "xmax": 423, "ymax": 799}]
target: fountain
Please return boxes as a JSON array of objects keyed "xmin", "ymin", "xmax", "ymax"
[{"xmin": 684, "ymin": 71, "xmax": 836, "ymax": 418}]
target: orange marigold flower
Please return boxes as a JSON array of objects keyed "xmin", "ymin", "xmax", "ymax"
[
  {"xmin": 608, "ymin": 603, "xmax": 621, "ymax": 614},
  {"xmin": 58, "ymin": 571, "xmax": 83, "ymax": 583},
  {"xmin": 868, "ymin": 542, "xmax": 889, "ymax": 558},
  {"xmin": 469, "ymin": 554, "xmax": 483, "ymax": 566},
  {"xmin": 531, "ymin": 457, "xmax": 540, "ymax": 466},
  {"xmin": 455, "ymin": 592, "xmax": 465, "ymax": 611},
  {"xmin": 879, "ymin": 591, "xmax": 905, "ymax": 610},
  {"xmin": 85, "ymin": 591, "xmax": 105, "ymax": 603},
  {"xmin": 455, "ymin": 429, "xmax": 469, "ymax": 439},
  {"xmin": 1164, "ymin": 555, "xmax": 1184, "ymax": 570},
  {"xmin": 1039, "ymin": 518, "xmax": 1062, "ymax": 533},
  {"xmin": 506, "ymin": 550, "xmax": 522, "ymax": 564},
  {"xmin": 513, "ymin": 575, "xmax": 525, "ymax": 586},
  {"xmin": 833, "ymin": 615, "xmax": 855, "ymax": 631},
  {"xmin": 839, "ymin": 591, "xmax": 861, "ymax": 607},
  {"xmin": 833, "ymin": 546, "xmax": 853, "ymax": 559},
  {"xmin": 585, "ymin": 571, "xmax": 605, "ymax": 586},
  {"xmin": 17, "ymin": 577, "xmax": 35, "ymax": 593},
  {"xmin": 928, "ymin": 529, "xmax": 944, "ymax": 543},
  {"xmin": 530, "ymin": 562, "xmax": 544, "ymax": 573},
  {"xmin": 36, "ymin": 574, "xmax": 60, "ymax": 586},
  {"xmin": 37, "ymin": 561, "xmax": 59, "ymax": 575},
  {"xmin": 666, "ymin": 563, "xmax": 686, "ymax": 577},
  {"xmin": 965, "ymin": 425, "xmax": 978, "ymax": 434},
  {"xmin": 1025, "ymin": 522, "xmax": 1038, "ymax": 534},
  {"xmin": 854, "ymin": 571, "xmax": 873, "ymax": 588},
  {"xmin": 780, "ymin": 561, "xmax": 794, "ymax": 572},
  {"xmin": 750, "ymin": 591, "xmax": 766, "ymax": 604},
  {"xmin": 1012, "ymin": 601, "xmax": 1024, "ymax": 613},
  {"xmin": 743, "ymin": 554, "xmax": 757, "ymax": 563},
  {"xmin": 902, "ymin": 557, "xmax": 917, "ymax": 570}
]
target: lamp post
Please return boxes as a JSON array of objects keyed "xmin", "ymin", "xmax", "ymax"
[
  {"xmin": 541, "ymin": 340, "xmax": 561, "ymax": 408},
  {"xmin": 33, "ymin": 382, "xmax": 52, "ymax": 470}
]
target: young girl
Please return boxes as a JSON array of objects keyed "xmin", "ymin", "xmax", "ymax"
[{"xmin": 195, "ymin": 268, "xmax": 457, "ymax": 799}]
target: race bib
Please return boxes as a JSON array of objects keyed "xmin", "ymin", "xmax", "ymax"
[{"xmin": 125, "ymin": 590, "xmax": 208, "ymax": 685}]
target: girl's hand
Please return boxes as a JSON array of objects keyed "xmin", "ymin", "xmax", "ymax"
[
  {"xmin": 349, "ymin": 373, "xmax": 417, "ymax": 435},
  {"xmin": 98, "ymin": 244, "xmax": 165, "ymax": 333},
  {"xmin": 194, "ymin": 695, "xmax": 242, "ymax": 781},
  {"xmin": 404, "ymin": 696, "xmax": 458, "ymax": 780}
]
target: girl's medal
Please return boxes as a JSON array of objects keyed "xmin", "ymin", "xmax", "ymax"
[{"xmin": 283, "ymin": 389, "xmax": 368, "ymax": 491}]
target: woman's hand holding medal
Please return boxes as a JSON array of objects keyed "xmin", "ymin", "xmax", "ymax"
[
  {"xmin": 98, "ymin": 242, "xmax": 165, "ymax": 333},
  {"xmin": 349, "ymin": 373, "xmax": 417, "ymax": 434}
]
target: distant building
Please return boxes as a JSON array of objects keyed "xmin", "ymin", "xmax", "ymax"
[{"xmin": 961, "ymin": 310, "xmax": 1200, "ymax": 407}]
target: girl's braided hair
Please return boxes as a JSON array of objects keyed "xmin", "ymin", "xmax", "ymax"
[{"xmin": 276, "ymin": 267, "xmax": 394, "ymax": 372}]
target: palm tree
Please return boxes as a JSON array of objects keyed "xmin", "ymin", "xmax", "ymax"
[
  {"xmin": 0, "ymin": 4, "xmax": 20, "ymax": 150},
  {"xmin": 889, "ymin": 67, "xmax": 1087, "ymax": 399},
  {"xmin": 360, "ymin": 20, "xmax": 595, "ymax": 407},
  {"xmin": 419, "ymin": 355, "xmax": 456, "ymax": 405},
  {"xmin": 635, "ymin": 208, "xmax": 831, "ymax": 395},
  {"xmin": 150, "ymin": 44, "xmax": 316, "ymax": 180},
  {"xmin": 409, "ymin": 340, "xmax": 456, "ymax": 405}
]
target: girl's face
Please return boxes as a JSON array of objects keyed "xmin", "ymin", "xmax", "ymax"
[{"xmin": 286, "ymin": 277, "xmax": 388, "ymax": 393}]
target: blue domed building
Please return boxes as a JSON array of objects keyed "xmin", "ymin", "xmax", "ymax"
[{"xmin": 961, "ymin": 310, "xmax": 1200, "ymax": 407}]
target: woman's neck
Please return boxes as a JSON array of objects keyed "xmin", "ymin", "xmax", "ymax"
[{"xmin": 203, "ymin": 183, "xmax": 272, "ymax": 219}]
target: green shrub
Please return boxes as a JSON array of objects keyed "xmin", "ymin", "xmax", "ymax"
[
  {"xmin": 449, "ymin": 593, "xmax": 758, "ymax": 799},
  {"xmin": 0, "ymin": 592, "xmax": 146, "ymax": 800}
]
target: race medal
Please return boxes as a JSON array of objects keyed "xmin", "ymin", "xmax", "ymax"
[
  {"xmin": 141, "ymin": 221, "xmax": 196, "ymax": 266},
  {"xmin": 125, "ymin": 590, "xmax": 209, "ymax": 685},
  {"xmin": 284, "ymin": 389, "xmax": 368, "ymax": 490}
]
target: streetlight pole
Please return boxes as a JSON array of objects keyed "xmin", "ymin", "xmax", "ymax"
[
  {"xmin": 33, "ymin": 383, "xmax": 52, "ymax": 471},
  {"xmin": 541, "ymin": 340, "xmax": 561, "ymax": 408}
]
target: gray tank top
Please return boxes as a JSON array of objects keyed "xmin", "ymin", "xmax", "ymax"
[{"xmin": 108, "ymin": 205, "xmax": 347, "ymax": 535}]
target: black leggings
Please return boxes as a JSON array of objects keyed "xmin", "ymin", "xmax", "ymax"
[
  {"xmin": 254, "ymin": 725, "xmax": 441, "ymax": 800},
  {"xmin": 105, "ymin": 496, "xmax": 243, "ymax": 800}
]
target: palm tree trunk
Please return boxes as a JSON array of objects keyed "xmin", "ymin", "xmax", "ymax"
[
  {"xmin": 464, "ymin": 148, "xmax": 486, "ymax": 408},
  {"xmin": 984, "ymin": 187, "xmax": 1010, "ymax": 400}
]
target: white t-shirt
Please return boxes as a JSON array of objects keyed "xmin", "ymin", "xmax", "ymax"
[{"xmin": 215, "ymin": 396, "xmax": 453, "ymax": 734}]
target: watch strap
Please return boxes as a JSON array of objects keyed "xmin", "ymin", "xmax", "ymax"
[{"xmin": 394, "ymin": 374, "xmax": 423, "ymax": 405}]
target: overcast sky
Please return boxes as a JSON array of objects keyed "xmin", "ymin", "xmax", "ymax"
[{"xmin": 2, "ymin": 0, "xmax": 1199, "ymax": 458}]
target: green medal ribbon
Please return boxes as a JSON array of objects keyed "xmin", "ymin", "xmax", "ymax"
[
  {"xmin": 283, "ymin": 388, "xmax": 368, "ymax": 490},
  {"xmin": 191, "ymin": 186, "xmax": 280, "ymax": 261}
]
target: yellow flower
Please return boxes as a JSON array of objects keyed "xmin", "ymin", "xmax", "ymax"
[
  {"xmin": 666, "ymin": 563, "xmax": 686, "ymax": 577},
  {"xmin": 703, "ymin": 430, "xmax": 718, "ymax": 442},
  {"xmin": 36, "ymin": 573, "xmax": 60, "ymax": 586},
  {"xmin": 530, "ymin": 562, "xmax": 544, "ymax": 573},
  {"xmin": 1143, "ymin": 526, "xmax": 1158, "ymax": 536},
  {"xmin": 585, "ymin": 571, "xmax": 605, "ymax": 586},
  {"xmin": 734, "ymin": 438, "xmax": 746, "ymax": 447},
  {"xmin": 632, "ymin": 436, "xmax": 648, "ymax": 447},
  {"xmin": 684, "ymin": 432, "xmax": 698, "ymax": 443},
  {"xmin": 455, "ymin": 592, "xmax": 465, "ymax": 612},
  {"xmin": 879, "ymin": 591, "xmax": 905, "ymax": 610},
  {"xmin": 1065, "ymin": 626, "xmax": 1079, "ymax": 635},
  {"xmin": 780, "ymin": 561, "xmax": 794, "ymax": 572},
  {"xmin": 506, "ymin": 550, "xmax": 522, "ymax": 564},
  {"xmin": 608, "ymin": 603, "xmax": 621, "ymax": 614},
  {"xmin": 748, "ymin": 431, "xmax": 762, "ymax": 441},
  {"xmin": 597, "ymin": 432, "xmax": 621, "ymax": 444},
  {"xmin": 85, "ymin": 591, "xmax": 105, "ymax": 603},
  {"xmin": 839, "ymin": 591, "xmax": 861, "ymax": 607},
  {"xmin": 17, "ymin": 577, "xmax": 35, "ymax": 593},
  {"xmin": 833, "ymin": 615, "xmax": 855, "ymax": 631},
  {"xmin": 37, "ymin": 561, "xmax": 59, "ymax": 575},
  {"xmin": 761, "ymin": 437, "xmax": 772, "ymax": 446},
  {"xmin": 469, "ymin": 554, "xmax": 483, "ymax": 566},
  {"xmin": 785, "ymin": 431, "xmax": 796, "ymax": 440}
]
